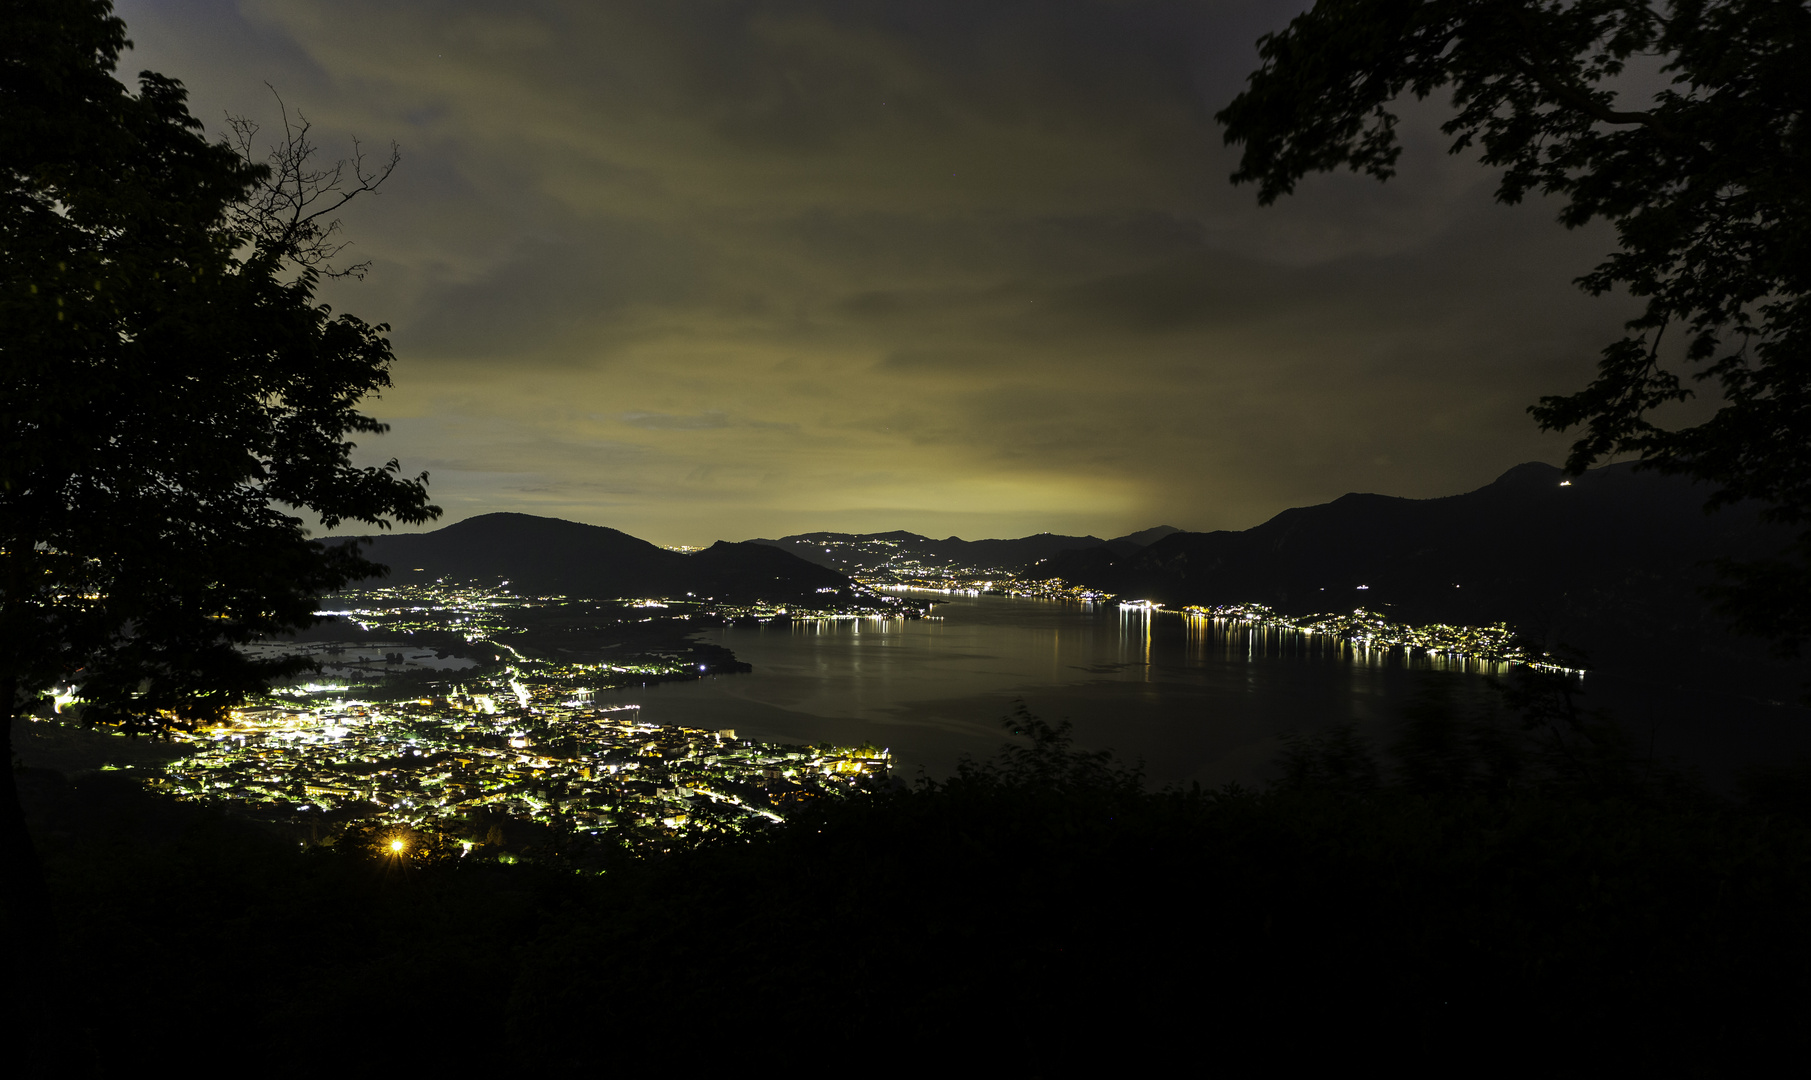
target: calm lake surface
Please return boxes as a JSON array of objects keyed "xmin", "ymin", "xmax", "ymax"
[
  {"xmin": 599, "ymin": 591, "xmax": 1811, "ymax": 788},
  {"xmin": 599, "ymin": 593, "xmax": 1505, "ymax": 785}
]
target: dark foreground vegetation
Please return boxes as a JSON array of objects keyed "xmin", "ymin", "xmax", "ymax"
[{"xmin": 16, "ymin": 681, "xmax": 1811, "ymax": 1074}]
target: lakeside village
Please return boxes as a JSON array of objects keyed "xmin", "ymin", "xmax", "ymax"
[
  {"xmin": 46, "ymin": 571, "xmax": 1572, "ymax": 865},
  {"xmin": 115, "ymin": 580, "xmax": 903, "ymax": 864},
  {"xmin": 809, "ymin": 534, "xmax": 1577, "ymax": 674},
  {"xmin": 145, "ymin": 695, "xmax": 888, "ymax": 864}
]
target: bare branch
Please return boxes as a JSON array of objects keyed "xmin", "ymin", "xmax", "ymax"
[{"xmin": 221, "ymin": 85, "xmax": 400, "ymax": 280}]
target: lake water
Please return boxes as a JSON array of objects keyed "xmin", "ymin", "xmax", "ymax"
[
  {"xmin": 597, "ymin": 592, "xmax": 1811, "ymax": 789},
  {"xmin": 597, "ymin": 593, "xmax": 1512, "ymax": 785}
]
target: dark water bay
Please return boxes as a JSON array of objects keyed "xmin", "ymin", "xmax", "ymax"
[
  {"xmin": 596, "ymin": 591, "xmax": 1811, "ymax": 788},
  {"xmin": 588, "ymin": 591, "xmax": 1803, "ymax": 788}
]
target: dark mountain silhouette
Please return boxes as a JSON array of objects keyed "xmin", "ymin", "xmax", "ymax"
[
  {"xmin": 354, "ymin": 513, "xmax": 861, "ymax": 605},
  {"xmin": 1042, "ymin": 462, "xmax": 1801, "ymax": 681},
  {"xmin": 1113, "ymin": 525, "xmax": 1182, "ymax": 547},
  {"xmin": 748, "ymin": 525, "xmax": 1179, "ymax": 575}
]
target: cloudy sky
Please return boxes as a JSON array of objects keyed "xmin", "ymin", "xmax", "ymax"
[{"xmin": 114, "ymin": 0, "xmax": 1644, "ymax": 546}]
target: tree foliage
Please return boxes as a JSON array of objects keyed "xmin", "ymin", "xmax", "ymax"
[
  {"xmin": 1217, "ymin": 0, "xmax": 1811, "ymax": 657},
  {"xmin": 1, "ymin": 0, "xmax": 438, "ymax": 735}
]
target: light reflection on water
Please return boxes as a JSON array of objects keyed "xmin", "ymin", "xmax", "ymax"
[
  {"xmin": 601, "ymin": 592, "xmax": 1515, "ymax": 786},
  {"xmin": 600, "ymin": 591, "xmax": 1811, "ymax": 789},
  {"xmin": 1175, "ymin": 611, "xmax": 1513, "ymax": 678}
]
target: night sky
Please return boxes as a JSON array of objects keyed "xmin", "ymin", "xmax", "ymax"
[{"xmin": 116, "ymin": 1, "xmax": 1647, "ymax": 546}]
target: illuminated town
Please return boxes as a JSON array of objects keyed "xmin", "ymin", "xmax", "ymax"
[
  {"xmin": 801, "ymin": 535, "xmax": 1569, "ymax": 673},
  {"xmin": 792, "ymin": 534, "xmax": 1117, "ymax": 600},
  {"xmin": 144, "ymin": 694, "xmax": 887, "ymax": 862},
  {"xmin": 1173, "ymin": 601, "xmax": 1581, "ymax": 674},
  {"xmin": 847, "ymin": 553, "xmax": 1577, "ymax": 674},
  {"xmin": 116, "ymin": 580, "xmax": 897, "ymax": 862},
  {"xmin": 325, "ymin": 578, "xmax": 925, "ymax": 637},
  {"xmin": 41, "ymin": 576, "xmax": 1573, "ymax": 865}
]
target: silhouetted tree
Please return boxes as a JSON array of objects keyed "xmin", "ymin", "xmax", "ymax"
[
  {"xmin": 1736, "ymin": 754, "xmax": 1811, "ymax": 821},
  {"xmin": 1494, "ymin": 651, "xmax": 1674, "ymax": 799},
  {"xmin": 1392, "ymin": 674, "xmax": 1486, "ymax": 796},
  {"xmin": 1218, "ymin": 0, "xmax": 1811, "ymax": 662},
  {"xmin": 1275, "ymin": 721, "xmax": 1382, "ymax": 794},
  {"xmin": 957, "ymin": 699, "xmax": 1144, "ymax": 795},
  {"xmin": 2, "ymin": 0, "xmax": 437, "ymax": 918}
]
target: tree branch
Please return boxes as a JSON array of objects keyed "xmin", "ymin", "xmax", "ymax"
[{"xmin": 222, "ymin": 85, "xmax": 401, "ymax": 280}]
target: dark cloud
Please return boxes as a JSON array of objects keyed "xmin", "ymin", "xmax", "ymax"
[
  {"xmin": 111, "ymin": 0, "xmax": 1619, "ymax": 544},
  {"xmin": 619, "ymin": 412, "xmax": 730, "ymax": 430},
  {"xmin": 393, "ymin": 223, "xmax": 707, "ymax": 359}
]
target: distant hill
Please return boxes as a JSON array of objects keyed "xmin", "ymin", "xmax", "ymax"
[
  {"xmin": 748, "ymin": 526, "xmax": 1180, "ymax": 576},
  {"xmin": 1114, "ymin": 525, "xmax": 1182, "ymax": 547},
  {"xmin": 1041, "ymin": 462, "xmax": 1803, "ymax": 684},
  {"xmin": 354, "ymin": 513, "xmax": 862, "ymax": 606}
]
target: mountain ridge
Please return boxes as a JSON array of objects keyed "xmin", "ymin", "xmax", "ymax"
[
  {"xmin": 1040, "ymin": 461, "xmax": 1800, "ymax": 684},
  {"xmin": 353, "ymin": 512, "xmax": 866, "ymax": 607},
  {"xmin": 745, "ymin": 525, "xmax": 1180, "ymax": 576},
  {"xmin": 346, "ymin": 466, "xmax": 1806, "ymax": 689}
]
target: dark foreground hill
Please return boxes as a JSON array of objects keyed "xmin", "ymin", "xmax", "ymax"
[
  {"xmin": 749, "ymin": 524, "xmax": 1180, "ymax": 575},
  {"xmin": 355, "ymin": 512, "xmax": 863, "ymax": 605},
  {"xmin": 18, "ymin": 710, "xmax": 1811, "ymax": 1074},
  {"xmin": 1044, "ymin": 462, "xmax": 1802, "ymax": 685}
]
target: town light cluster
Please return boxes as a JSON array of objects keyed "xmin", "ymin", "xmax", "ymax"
[{"xmin": 140, "ymin": 582, "xmax": 895, "ymax": 860}]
